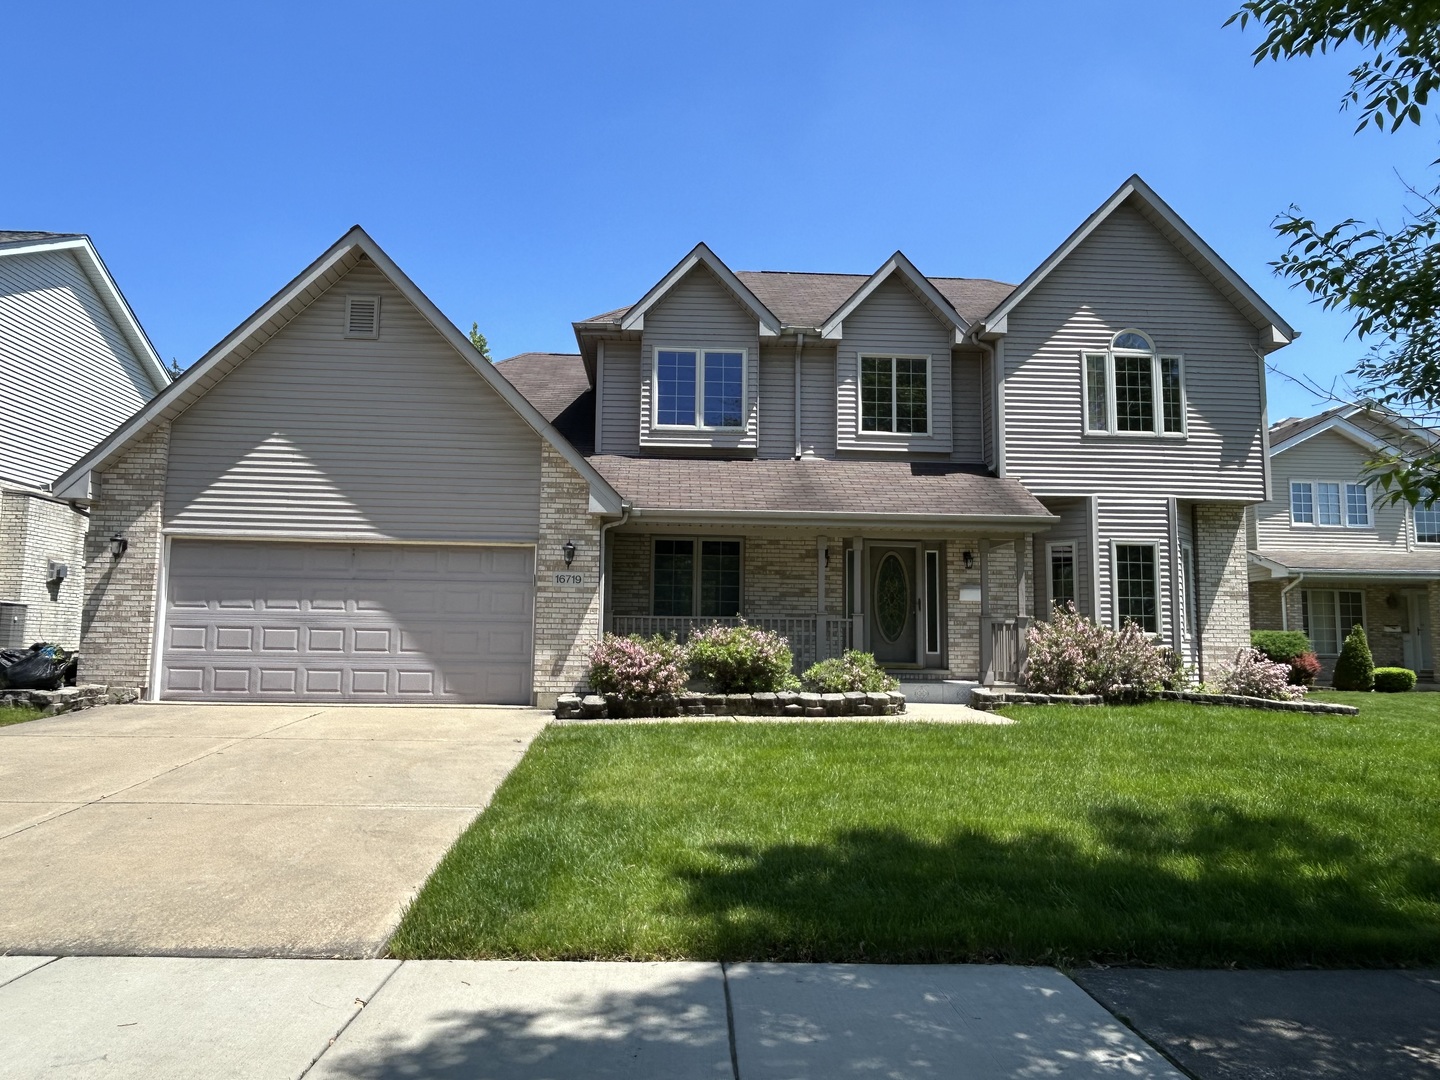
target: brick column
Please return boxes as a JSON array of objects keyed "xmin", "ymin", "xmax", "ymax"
[
  {"xmin": 80, "ymin": 424, "xmax": 170, "ymax": 690},
  {"xmin": 945, "ymin": 537, "xmax": 982, "ymax": 678},
  {"xmin": 1194, "ymin": 503, "xmax": 1250, "ymax": 679},
  {"xmin": 532, "ymin": 444, "xmax": 603, "ymax": 707}
]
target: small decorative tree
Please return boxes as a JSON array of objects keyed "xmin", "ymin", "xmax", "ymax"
[{"xmin": 1332, "ymin": 624, "xmax": 1375, "ymax": 692}]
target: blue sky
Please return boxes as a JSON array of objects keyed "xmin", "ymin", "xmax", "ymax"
[{"xmin": 6, "ymin": 0, "xmax": 1434, "ymax": 423}]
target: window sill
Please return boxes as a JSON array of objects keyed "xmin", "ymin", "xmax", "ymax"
[{"xmin": 1082, "ymin": 430, "xmax": 1187, "ymax": 441}]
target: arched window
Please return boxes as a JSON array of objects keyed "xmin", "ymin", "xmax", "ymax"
[{"xmin": 1082, "ymin": 329, "xmax": 1186, "ymax": 437}]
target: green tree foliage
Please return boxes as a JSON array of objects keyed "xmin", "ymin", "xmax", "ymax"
[
  {"xmin": 1332, "ymin": 623, "xmax": 1375, "ymax": 691},
  {"xmin": 1230, "ymin": 1, "xmax": 1440, "ymax": 506},
  {"xmin": 469, "ymin": 322, "xmax": 491, "ymax": 362}
]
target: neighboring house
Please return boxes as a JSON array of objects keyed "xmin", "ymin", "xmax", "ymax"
[
  {"xmin": 0, "ymin": 231, "xmax": 169, "ymax": 649},
  {"xmin": 1249, "ymin": 405, "xmax": 1440, "ymax": 681},
  {"xmin": 56, "ymin": 175, "xmax": 1292, "ymax": 706}
]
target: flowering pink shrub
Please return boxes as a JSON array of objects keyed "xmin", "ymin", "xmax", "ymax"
[
  {"xmin": 586, "ymin": 633, "xmax": 689, "ymax": 698},
  {"xmin": 1217, "ymin": 648, "xmax": 1307, "ymax": 701},
  {"xmin": 1021, "ymin": 604, "xmax": 1176, "ymax": 699},
  {"xmin": 800, "ymin": 650, "xmax": 898, "ymax": 693},
  {"xmin": 688, "ymin": 621, "xmax": 798, "ymax": 693}
]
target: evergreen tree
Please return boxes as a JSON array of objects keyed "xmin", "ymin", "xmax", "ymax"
[{"xmin": 1332, "ymin": 623, "xmax": 1375, "ymax": 691}]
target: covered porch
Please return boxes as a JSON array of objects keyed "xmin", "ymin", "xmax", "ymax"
[{"xmin": 604, "ymin": 527, "xmax": 1036, "ymax": 683}]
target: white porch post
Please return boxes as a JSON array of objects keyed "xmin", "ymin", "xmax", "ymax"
[
  {"xmin": 979, "ymin": 540, "xmax": 993, "ymax": 684},
  {"xmin": 817, "ymin": 535, "xmax": 828, "ymax": 660}
]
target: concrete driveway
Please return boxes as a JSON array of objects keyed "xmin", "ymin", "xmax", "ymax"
[{"xmin": 0, "ymin": 703, "xmax": 549, "ymax": 958}]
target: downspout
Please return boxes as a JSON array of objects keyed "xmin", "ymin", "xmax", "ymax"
[
  {"xmin": 793, "ymin": 332, "xmax": 805, "ymax": 459},
  {"xmin": 596, "ymin": 500, "xmax": 633, "ymax": 639},
  {"xmin": 1191, "ymin": 503, "xmax": 1205, "ymax": 684},
  {"xmin": 1279, "ymin": 572, "xmax": 1304, "ymax": 633}
]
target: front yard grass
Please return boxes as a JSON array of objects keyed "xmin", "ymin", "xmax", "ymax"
[
  {"xmin": 390, "ymin": 696, "xmax": 1440, "ymax": 967},
  {"xmin": 0, "ymin": 706, "xmax": 47, "ymax": 727}
]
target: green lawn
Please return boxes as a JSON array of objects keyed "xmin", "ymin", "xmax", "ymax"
[
  {"xmin": 0, "ymin": 706, "xmax": 46, "ymax": 728},
  {"xmin": 390, "ymin": 695, "xmax": 1440, "ymax": 967}
]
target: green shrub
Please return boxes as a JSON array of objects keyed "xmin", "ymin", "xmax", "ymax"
[
  {"xmin": 1332, "ymin": 624, "xmax": 1375, "ymax": 692},
  {"xmin": 688, "ymin": 621, "xmax": 799, "ymax": 693},
  {"xmin": 1250, "ymin": 630, "xmax": 1313, "ymax": 664},
  {"xmin": 800, "ymin": 651, "xmax": 898, "ymax": 694},
  {"xmin": 1374, "ymin": 667, "xmax": 1418, "ymax": 693}
]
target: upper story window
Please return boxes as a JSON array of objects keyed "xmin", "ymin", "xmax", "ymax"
[
  {"xmin": 655, "ymin": 349, "xmax": 745, "ymax": 429},
  {"xmin": 1416, "ymin": 504, "xmax": 1440, "ymax": 544},
  {"xmin": 1082, "ymin": 330, "xmax": 1185, "ymax": 438},
  {"xmin": 1290, "ymin": 480, "xmax": 1370, "ymax": 527},
  {"xmin": 860, "ymin": 355, "xmax": 929, "ymax": 434}
]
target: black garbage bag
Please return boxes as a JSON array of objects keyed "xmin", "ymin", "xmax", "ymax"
[{"xmin": 0, "ymin": 644, "xmax": 70, "ymax": 691}]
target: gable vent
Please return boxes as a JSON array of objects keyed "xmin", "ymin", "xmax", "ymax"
[{"xmin": 345, "ymin": 295, "xmax": 380, "ymax": 338}]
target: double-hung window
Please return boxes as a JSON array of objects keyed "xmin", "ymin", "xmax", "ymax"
[
  {"xmin": 1290, "ymin": 480, "xmax": 1371, "ymax": 527},
  {"xmin": 1048, "ymin": 543, "xmax": 1076, "ymax": 611},
  {"xmin": 860, "ymin": 355, "xmax": 929, "ymax": 434},
  {"xmin": 1302, "ymin": 589, "xmax": 1364, "ymax": 655},
  {"xmin": 1082, "ymin": 330, "xmax": 1185, "ymax": 437},
  {"xmin": 1416, "ymin": 503, "xmax": 1440, "ymax": 544},
  {"xmin": 654, "ymin": 349, "xmax": 745, "ymax": 429},
  {"xmin": 652, "ymin": 538, "xmax": 741, "ymax": 617},
  {"xmin": 1113, "ymin": 543, "xmax": 1158, "ymax": 633}
]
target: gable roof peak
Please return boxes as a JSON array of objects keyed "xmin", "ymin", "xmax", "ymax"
[
  {"xmin": 819, "ymin": 250, "xmax": 968, "ymax": 342},
  {"xmin": 619, "ymin": 241, "xmax": 781, "ymax": 337}
]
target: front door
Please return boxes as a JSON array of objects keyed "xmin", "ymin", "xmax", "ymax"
[
  {"xmin": 1404, "ymin": 591, "xmax": 1433, "ymax": 672},
  {"xmin": 868, "ymin": 545, "xmax": 919, "ymax": 665}
]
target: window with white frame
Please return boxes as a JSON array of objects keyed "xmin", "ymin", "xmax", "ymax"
[
  {"xmin": 1048, "ymin": 543, "xmax": 1076, "ymax": 610},
  {"xmin": 1290, "ymin": 479, "xmax": 1371, "ymax": 527},
  {"xmin": 1416, "ymin": 503, "xmax": 1440, "ymax": 544},
  {"xmin": 860, "ymin": 355, "xmax": 929, "ymax": 434},
  {"xmin": 1113, "ymin": 543, "xmax": 1158, "ymax": 633},
  {"xmin": 1082, "ymin": 330, "xmax": 1185, "ymax": 437},
  {"xmin": 1180, "ymin": 542, "xmax": 1196, "ymax": 639},
  {"xmin": 924, "ymin": 549, "xmax": 941, "ymax": 655},
  {"xmin": 654, "ymin": 349, "xmax": 745, "ymax": 429},
  {"xmin": 1302, "ymin": 589, "xmax": 1364, "ymax": 655},
  {"xmin": 652, "ymin": 538, "xmax": 741, "ymax": 617}
]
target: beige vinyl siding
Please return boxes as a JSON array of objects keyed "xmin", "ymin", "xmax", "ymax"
[
  {"xmin": 1035, "ymin": 498, "xmax": 1092, "ymax": 618},
  {"xmin": 981, "ymin": 348, "xmax": 994, "ymax": 470},
  {"xmin": 0, "ymin": 249, "xmax": 158, "ymax": 487},
  {"xmin": 639, "ymin": 265, "xmax": 760, "ymax": 450},
  {"xmin": 1257, "ymin": 430, "xmax": 1408, "ymax": 551},
  {"xmin": 836, "ymin": 277, "xmax": 953, "ymax": 454},
  {"xmin": 598, "ymin": 339, "xmax": 641, "ymax": 454},
  {"xmin": 799, "ymin": 344, "xmax": 838, "ymax": 457},
  {"xmin": 950, "ymin": 349, "xmax": 984, "ymax": 463},
  {"xmin": 1002, "ymin": 203, "xmax": 1267, "ymax": 499},
  {"xmin": 1095, "ymin": 494, "xmax": 1174, "ymax": 637},
  {"xmin": 758, "ymin": 345, "xmax": 795, "ymax": 459},
  {"xmin": 166, "ymin": 262, "xmax": 542, "ymax": 541}
]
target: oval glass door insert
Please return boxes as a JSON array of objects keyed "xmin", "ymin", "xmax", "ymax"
[{"xmin": 874, "ymin": 553, "xmax": 909, "ymax": 643}]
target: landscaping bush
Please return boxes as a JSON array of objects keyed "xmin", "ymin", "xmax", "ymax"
[
  {"xmin": 688, "ymin": 621, "xmax": 799, "ymax": 693},
  {"xmin": 1250, "ymin": 630, "xmax": 1312, "ymax": 663},
  {"xmin": 1333, "ymin": 624, "xmax": 1376, "ymax": 691},
  {"xmin": 1157, "ymin": 645, "xmax": 1191, "ymax": 691},
  {"xmin": 586, "ymin": 633, "xmax": 689, "ymax": 699},
  {"xmin": 800, "ymin": 650, "xmax": 898, "ymax": 694},
  {"xmin": 1216, "ymin": 647, "xmax": 1307, "ymax": 701},
  {"xmin": 1250, "ymin": 630, "xmax": 1320, "ymax": 686},
  {"xmin": 1374, "ymin": 666, "xmax": 1418, "ymax": 693},
  {"xmin": 1021, "ymin": 603, "xmax": 1169, "ymax": 700}
]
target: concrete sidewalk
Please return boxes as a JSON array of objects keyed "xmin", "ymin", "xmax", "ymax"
[{"xmin": 0, "ymin": 957, "xmax": 1180, "ymax": 1079}]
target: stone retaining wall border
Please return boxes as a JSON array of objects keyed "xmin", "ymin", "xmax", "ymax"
[
  {"xmin": 969, "ymin": 687, "xmax": 1359, "ymax": 716},
  {"xmin": 556, "ymin": 689, "xmax": 907, "ymax": 720}
]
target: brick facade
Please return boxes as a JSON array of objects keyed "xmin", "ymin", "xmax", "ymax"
[
  {"xmin": 532, "ymin": 443, "xmax": 602, "ymax": 707},
  {"xmin": 0, "ymin": 488, "xmax": 88, "ymax": 648},
  {"xmin": 1194, "ymin": 503, "xmax": 1250, "ymax": 679},
  {"xmin": 80, "ymin": 424, "xmax": 170, "ymax": 689}
]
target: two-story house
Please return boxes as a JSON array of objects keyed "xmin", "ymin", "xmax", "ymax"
[
  {"xmin": 55, "ymin": 176, "xmax": 1292, "ymax": 706},
  {"xmin": 0, "ymin": 231, "xmax": 169, "ymax": 649},
  {"xmin": 1249, "ymin": 405, "xmax": 1440, "ymax": 681}
]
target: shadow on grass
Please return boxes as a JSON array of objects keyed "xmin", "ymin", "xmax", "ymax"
[{"xmin": 675, "ymin": 800, "xmax": 1440, "ymax": 967}]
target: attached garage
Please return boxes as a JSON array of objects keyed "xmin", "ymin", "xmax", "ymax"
[{"xmin": 161, "ymin": 540, "xmax": 535, "ymax": 703}]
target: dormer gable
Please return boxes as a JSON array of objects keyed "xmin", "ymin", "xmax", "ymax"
[
  {"xmin": 621, "ymin": 242, "xmax": 780, "ymax": 337},
  {"xmin": 821, "ymin": 251, "xmax": 968, "ymax": 344}
]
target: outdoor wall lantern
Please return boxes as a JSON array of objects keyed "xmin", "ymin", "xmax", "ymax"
[
  {"xmin": 109, "ymin": 533, "xmax": 128, "ymax": 558},
  {"xmin": 963, "ymin": 550, "xmax": 974, "ymax": 570},
  {"xmin": 562, "ymin": 540, "xmax": 577, "ymax": 566}
]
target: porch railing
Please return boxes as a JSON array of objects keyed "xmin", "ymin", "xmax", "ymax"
[
  {"xmin": 610, "ymin": 616, "xmax": 854, "ymax": 671},
  {"xmin": 980, "ymin": 615, "xmax": 1032, "ymax": 685}
]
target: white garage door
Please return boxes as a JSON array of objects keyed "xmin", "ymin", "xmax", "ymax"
[{"xmin": 161, "ymin": 540, "xmax": 534, "ymax": 704}]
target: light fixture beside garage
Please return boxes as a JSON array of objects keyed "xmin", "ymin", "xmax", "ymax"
[
  {"xmin": 109, "ymin": 533, "xmax": 128, "ymax": 558},
  {"xmin": 963, "ymin": 550, "xmax": 974, "ymax": 570},
  {"xmin": 563, "ymin": 540, "xmax": 577, "ymax": 566}
]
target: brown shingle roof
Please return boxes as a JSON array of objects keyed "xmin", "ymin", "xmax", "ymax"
[
  {"xmin": 0, "ymin": 231, "xmax": 81, "ymax": 245},
  {"xmin": 1268, "ymin": 406, "xmax": 1349, "ymax": 446},
  {"xmin": 495, "ymin": 353, "xmax": 594, "ymax": 453},
  {"xmin": 588, "ymin": 455, "xmax": 1052, "ymax": 521},
  {"xmin": 1255, "ymin": 548, "xmax": 1440, "ymax": 576},
  {"xmin": 582, "ymin": 270, "xmax": 1015, "ymax": 328}
]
